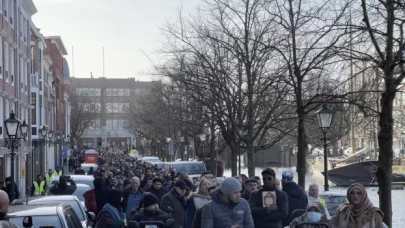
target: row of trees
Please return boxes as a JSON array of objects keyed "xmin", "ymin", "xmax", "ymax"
[
  {"xmin": 143, "ymin": 0, "xmax": 401, "ymax": 226},
  {"xmin": 118, "ymin": 0, "xmax": 404, "ymax": 225}
]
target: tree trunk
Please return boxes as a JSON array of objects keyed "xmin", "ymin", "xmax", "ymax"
[
  {"xmin": 231, "ymin": 141, "xmax": 238, "ymax": 177},
  {"xmin": 210, "ymin": 120, "xmax": 217, "ymax": 176},
  {"xmin": 377, "ymin": 82, "xmax": 395, "ymax": 227},
  {"xmin": 247, "ymin": 141, "xmax": 255, "ymax": 178},
  {"xmin": 296, "ymin": 107, "xmax": 308, "ymax": 189}
]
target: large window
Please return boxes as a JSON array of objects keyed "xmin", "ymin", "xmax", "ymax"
[
  {"xmin": 106, "ymin": 88, "xmax": 130, "ymax": 96},
  {"xmin": 76, "ymin": 88, "xmax": 101, "ymax": 96},
  {"xmin": 106, "ymin": 119, "xmax": 125, "ymax": 129},
  {"xmin": 106, "ymin": 103, "xmax": 129, "ymax": 113}
]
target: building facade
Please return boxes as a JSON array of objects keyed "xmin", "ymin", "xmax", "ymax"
[
  {"xmin": 70, "ymin": 77, "xmax": 157, "ymax": 148},
  {"xmin": 0, "ymin": 0, "xmax": 38, "ymax": 196}
]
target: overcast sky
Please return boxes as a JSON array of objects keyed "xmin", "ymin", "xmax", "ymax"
[{"xmin": 32, "ymin": 0, "xmax": 201, "ymax": 81}]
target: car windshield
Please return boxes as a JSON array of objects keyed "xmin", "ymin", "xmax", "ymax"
[
  {"xmin": 9, "ymin": 215, "xmax": 62, "ymax": 228},
  {"xmin": 51, "ymin": 179, "xmax": 94, "ymax": 189},
  {"xmin": 30, "ymin": 201, "xmax": 85, "ymax": 221},
  {"xmin": 144, "ymin": 158, "xmax": 160, "ymax": 162},
  {"xmin": 172, "ymin": 163, "xmax": 206, "ymax": 175}
]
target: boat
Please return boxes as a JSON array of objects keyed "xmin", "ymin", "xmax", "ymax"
[{"xmin": 321, "ymin": 160, "xmax": 405, "ymax": 186}]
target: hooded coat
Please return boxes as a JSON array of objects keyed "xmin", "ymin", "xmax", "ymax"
[
  {"xmin": 1, "ymin": 177, "xmax": 19, "ymax": 202},
  {"xmin": 282, "ymin": 181, "xmax": 308, "ymax": 226},
  {"xmin": 201, "ymin": 188, "xmax": 254, "ymax": 228}
]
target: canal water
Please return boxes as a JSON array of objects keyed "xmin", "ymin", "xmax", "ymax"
[{"xmin": 224, "ymin": 167, "xmax": 405, "ymax": 227}]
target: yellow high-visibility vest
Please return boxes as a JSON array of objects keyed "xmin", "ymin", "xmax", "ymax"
[
  {"xmin": 33, "ymin": 181, "xmax": 45, "ymax": 196},
  {"xmin": 318, "ymin": 197, "xmax": 326, "ymax": 208},
  {"xmin": 45, "ymin": 173, "xmax": 54, "ymax": 185},
  {"xmin": 53, "ymin": 170, "xmax": 62, "ymax": 176}
]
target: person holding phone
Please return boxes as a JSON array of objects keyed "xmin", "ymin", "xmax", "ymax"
[{"xmin": 49, "ymin": 175, "xmax": 77, "ymax": 195}]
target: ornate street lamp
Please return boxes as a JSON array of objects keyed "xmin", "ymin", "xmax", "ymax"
[
  {"xmin": 316, "ymin": 104, "xmax": 334, "ymax": 191},
  {"xmin": 4, "ymin": 111, "xmax": 28, "ymax": 201}
]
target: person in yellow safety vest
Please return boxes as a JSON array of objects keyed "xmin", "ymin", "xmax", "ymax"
[
  {"xmin": 53, "ymin": 167, "xmax": 63, "ymax": 177},
  {"xmin": 45, "ymin": 169, "xmax": 54, "ymax": 186},
  {"xmin": 31, "ymin": 175, "xmax": 47, "ymax": 196},
  {"xmin": 307, "ymin": 183, "xmax": 330, "ymax": 219}
]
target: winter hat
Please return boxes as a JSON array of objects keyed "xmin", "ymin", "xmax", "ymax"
[
  {"xmin": 221, "ymin": 177, "xmax": 242, "ymax": 195},
  {"xmin": 282, "ymin": 171, "xmax": 294, "ymax": 182},
  {"xmin": 143, "ymin": 193, "xmax": 159, "ymax": 208}
]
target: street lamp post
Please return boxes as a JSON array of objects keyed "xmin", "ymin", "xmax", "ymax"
[
  {"xmin": 4, "ymin": 112, "xmax": 28, "ymax": 202},
  {"xmin": 316, "ymin": 104, "xmax": 334, "ymax": 191}
]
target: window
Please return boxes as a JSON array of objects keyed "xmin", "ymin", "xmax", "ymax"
[
  {"xmin": 24, "ymin": 60, "xmax": 27, "ymax": 92},
  {"xmin": 0, "ymin": 97, "xmax": 3, "ymax": 137},
  {"xmin": 19, "ymin": 57, "xmax": 23, "ymax": 89},
  {"xmin": 125, "ymin": 89, "xmax": 130, "ymax": 96},
  {"xmin": 0, "ymin": 37, "xmax": 2, "ymax": 78},
  {"xmin": 4, "ymin": 42, "xmax": 8, "ymax": 82},
  {"xmin": 5, "ymin": 100, "xmax": 9, "ymax": 119},
  {"xmin": 4, "ymin": 0, "xmax": 8, "ymax": 19},
  {"xmin": 10, "ymin": 47, "xmax": 13, "ymax": 86},
  {"xmin": 9, "ymin": 0, "xmax": 13, "ymax": 26},
  {"xmin": 9, "ymin": 216, "xmax": 62, "ymax": 228},
  {"xmin": 106, "ymin": 103, "xmax": 129, "ymax": 113},
  {"xmin": 30, "ymin": 46, "xmax": 33, "ymax": 74},
  {"xmin": 19, "ymin": 13, "xmax": 22, "ymax": 37}
]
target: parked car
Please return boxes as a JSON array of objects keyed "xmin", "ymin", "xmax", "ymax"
[
  {"xmin": 319, "ymin": 192, "xmax": 347, "ymax": 216},
  {"xmin": 79, "ymin": 163, "xmax": 98, "ymax": 175},
  {"xmin": 11, "ymin": 195, "xmax": 94, "ymax": 228},
  {"xmin": 45, "ymin": 183, "xmax": 91, "ymax": 207},
  {"xmin": 168, "ymin": 161, "xmax": 207, "ymax": 179},
  {"xmin": 51, "ymin": 175, "xmax": 95, "ymax": 188},
  {"xmin": 142, "ymin": 156, "xmax": 161, "ymax": 162},
  {"xmin": 7, "ymin": 204, "xmax": 83, "ymax": 228}
]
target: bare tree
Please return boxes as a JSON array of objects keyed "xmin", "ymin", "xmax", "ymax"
[
  {"xmin": 341, "ymin": 0, "xmax": 405, "ymax": 225},
  {"xmin": 69, "ymin": 90, "xmax": 100, "ymax": 147},
  {"xmin": 159, "ymin": 0, "xmax": 296, "ymax": 177},
  {"xmin": 262, "ymin": 0, "xmax": 352, "ymax": 187}
]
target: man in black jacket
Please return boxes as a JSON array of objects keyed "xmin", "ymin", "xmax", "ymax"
[
  {"xmin": 249, "ymin": 168, "xmax": 288, "ymax": 228},
  {"xmin": 130, "ymin": 193, "xmax": 178, "ymax": 228},
  {"xmin": 144, "ymin": 178, "xmax": 169, "ymax": 203},
  {"xmin": 281, "ymin": 171, "xmax": 308, "ymax": 226},
  {"xmin": 161, "ymin": 180, "xmax": 188, "ymax": 228},
  {"xmin": 49, "ymin": 175, "xmax": 77, "ymax": 195}
]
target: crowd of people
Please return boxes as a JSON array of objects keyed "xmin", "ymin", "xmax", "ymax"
[{"xmin": 0, "ymin": 147, "xmax": 388, "ymax": 228}]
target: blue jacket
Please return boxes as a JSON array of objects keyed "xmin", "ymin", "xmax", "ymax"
[{"xmin": 201, "ymin": 189, "xmax": 254, "ymax": 228}]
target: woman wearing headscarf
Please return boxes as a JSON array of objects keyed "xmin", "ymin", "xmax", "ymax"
[
  {"xmin": 328, "ymin": 183, "xmax": 383, "ymax": 228},
  {"xmin": 95, "ymin": 189, "xmax": 127, "ymax": 228},
  {"xmin": 186, "ymin": 178, "xmax": 212, "ymax": 228},
  {"xmin": 289, "ymin": 201, "xmax": 330, "ymax": 228}
]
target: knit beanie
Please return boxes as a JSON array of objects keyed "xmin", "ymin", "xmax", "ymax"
[
  {"xmin": 221, "ymin": 177, "xmax": 242, "ymax": 195},
  {"xmin": 143, "ymin": 193, "xmax": 159, "ymax": 208}
]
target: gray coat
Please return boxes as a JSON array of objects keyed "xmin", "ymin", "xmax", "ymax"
[
  {"xmin": 201, "ymin": 189, "xmax": 254, "ymax": 228},
  {"xmin": 161, "ymin": 189, "xmax": 187, "ymax": 228}
]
